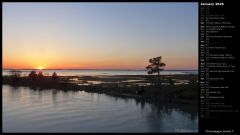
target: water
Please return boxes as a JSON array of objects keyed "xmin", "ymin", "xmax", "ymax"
[
  {"xmin": 2, "ymin": 85, "xmax": 198, "ymax": 133},
  {"xmin": 2, "ymin": 69, "xmax": 198, "ymax": 76}
]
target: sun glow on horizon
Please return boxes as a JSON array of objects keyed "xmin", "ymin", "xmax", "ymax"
[{"xmin": 37, "ymin": 66, "xmax": 44, "ymax": 70}]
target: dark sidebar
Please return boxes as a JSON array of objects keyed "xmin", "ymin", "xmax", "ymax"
[{"xmin": 199, "ymin": 0, "xmax": 239, "ymax": 134}]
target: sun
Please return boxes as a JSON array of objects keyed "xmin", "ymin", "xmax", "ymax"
[{"xmin": 37, "ymin": 66, "xmax": 44, "ymax": 70}]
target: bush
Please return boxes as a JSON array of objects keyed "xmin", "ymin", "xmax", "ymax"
[
  {"xmin": 38, "ymin": 71, "xmax": 44, "ymax": 78},
  {"xmin": 29, "ymin": 71, "xmax": 37, "ymax": 79},
  {"xmin": 52, "ymin": 72, "xmax": 58, "ymax": 80}
]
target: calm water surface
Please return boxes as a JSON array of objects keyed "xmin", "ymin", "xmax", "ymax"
[{"xmin": 2, "ymin": 85, "xmax": 198, "ymax": 133}]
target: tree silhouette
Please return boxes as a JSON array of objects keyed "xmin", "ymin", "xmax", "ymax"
[
  {"xmin": 38, "ymin": 71, "xmax": 44, "ymax": 78},
  {"xmin": 52, "ymin": 72, "xmax": 58, "ymax": 80},
  {"xmin": 146, "ymin": 56, "xmax": 166, "ymax": 87},
  {"xmin": 29, "ymin": 71, "xmax": 37, "ymax": 79}
]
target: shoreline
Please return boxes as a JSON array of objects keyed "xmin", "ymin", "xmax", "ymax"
[{"xmin": 2, "ymin": 74, "xmax": 198, "ymax": 105}]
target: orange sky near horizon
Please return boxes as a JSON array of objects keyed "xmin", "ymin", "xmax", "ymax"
[{"xmin": 3, "ymin": 53, "xmax": 197, "ymax": 70}]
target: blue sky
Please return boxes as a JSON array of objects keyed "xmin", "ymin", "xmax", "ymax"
[{"xmin": 3, "ymin": 2, "xmax": 198, "ymax": 70}]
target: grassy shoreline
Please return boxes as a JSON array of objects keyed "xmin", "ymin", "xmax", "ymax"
[{"xmin": 2, "ymin": 74, "xmax": 198, "ymax": 105}]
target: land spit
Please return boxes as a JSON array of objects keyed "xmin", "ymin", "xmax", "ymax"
[{"xmin": 2, "ymin": 74, "xmax": 198, "ymax": 105}]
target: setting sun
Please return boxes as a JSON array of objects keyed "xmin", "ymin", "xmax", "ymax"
[{"xmin": 37, "ymin": 66, "xmax": 44, "ymax": 70}]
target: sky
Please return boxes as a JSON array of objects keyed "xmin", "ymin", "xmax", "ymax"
[{"xmin": 3, "ymin": 2, "xmax": 198, "ymax": 70}]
